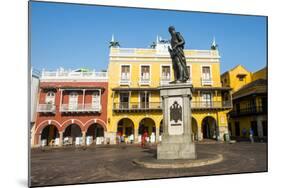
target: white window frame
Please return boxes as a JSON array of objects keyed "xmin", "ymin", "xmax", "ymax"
[
  {"xmin": 120, "ymin": 64, "xmax": 131, "ymax": 86},
  {"xmin": 139, "ymin": 64, "xmax": 151, "ymax": 85},
  {"xmin": 69, "ymin": 92, "xmax": 78, "ymax": 110},
  {"xmin": 186, "ymin": 64, "xmax": 192, "ymax": 84},
  {"xmin": 119, "ymin": 91, "xmax": 130, "ymax": 109},
  {"xmin": 45, "ymin": 91, "xmax": 55, "ymax": 104},
  {"xmin": 138, "ymin": 91, "xmax": 151, "ymax": 109},
  {"xmin": 201, "ymin": 92, "xmax": 213, "ymax": 108},
  {"xmin": 160, "ymin": 64, "xmax": 172, "ymax": 85},
  {"xmin": 92, "ymin": 90, "xmax": 101, "ymax": 110},
  {"xmin": 200, "ymin": 64, "xmax": 213, "ymax": 86}
]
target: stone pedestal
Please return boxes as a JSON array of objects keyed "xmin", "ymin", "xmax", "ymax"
[{"xmin": 157, "ymin": 83, "xmax": 196, "ymax": 159}]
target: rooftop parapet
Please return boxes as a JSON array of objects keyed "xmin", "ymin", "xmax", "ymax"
[
  {"xmin": 110, "ymin": 47, "xmax": 220, "ymax": 59},
  {"xmin": 40, "ymin": 68, "xmax": 108, "ymax": 82}
]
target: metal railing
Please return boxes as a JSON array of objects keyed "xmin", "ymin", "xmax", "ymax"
[
  {"xmin": 113, "ymin": 101, "xmax": 232, "ymax": 111},
  {"xmin": 60, "ymin": 103, "xmax": 101, "ymax": 112},
  {"xmin": 113, "ymin": 102, "xmax": 162, "ymax": 110},
  {"xmin": 229, "ymin": 105, "xmax": 267, "ymax": 117},
  {"xmin": 191, "ymin": 101, "xmax": 232, "ymax": 109},
  {"xmin": 37, "ymin": 104, "xmax": 56, "ymax": 113}
]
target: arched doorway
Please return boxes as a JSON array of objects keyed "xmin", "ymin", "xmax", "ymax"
[
  {"xmin": 63, "ymin": 124, "xmax": 82, "ymax": 146},
  {"xmin": 86, "ymin": 123, "xmax": 105, "ymax": 145},
  {"xmin": 41, "ymin": 125, "xmax": 59, "ymax": 147},
  {"xmin": 192, "ymin": 117, "xmax": 198, "ymax": 141},
  {"xmin": 202, "ymin": 116, "xmax": 217, "ymax": 139},
  {"xmin": 117, "ymin": 118, "xmax": 134, "ymax": 143},
  {"xmin": 139, "ymin": 118, "xmax": 156, "ymax": 143}
]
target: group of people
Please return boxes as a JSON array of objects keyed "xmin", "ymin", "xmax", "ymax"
[{"xmin": 116, "ymin": 128, "xmax": 152, "ymax": 147}]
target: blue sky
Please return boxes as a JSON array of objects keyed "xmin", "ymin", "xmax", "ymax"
[{"xmin": 30, "ymin": 1, "xmax": 267, "ymax": 73}]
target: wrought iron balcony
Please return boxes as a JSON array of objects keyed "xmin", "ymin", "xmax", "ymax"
[
  {"xmin": 113, "ymin": 102, "xmax": 162, "ymax": 112},
  {"xmin": 60, "ymin": 103, "xmax": 101, "ymax": 113},
  {"xmin": 229, "ymin": 105, "xmax": 267, "ymax": 117},
  {"xmin": 37, "ymin": 104, "xmax": 56, "ymax": 113}
]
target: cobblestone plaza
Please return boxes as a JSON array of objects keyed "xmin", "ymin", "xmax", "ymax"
[{"xmin": 30, "ymin": 142, "xmax": 267, "ymax": 187}]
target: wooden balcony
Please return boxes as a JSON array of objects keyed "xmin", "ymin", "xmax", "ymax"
[
  {"xmin": 37, "ymin": 104, "xmax": 56, "ymax": 113},
  {"xmin": 113, "ymin": 102, "xmax": 162, "ymax": 112},
  {"xmin": 60, "ymin": 103, "xmax": 101, "ymax": 113},
  {"xmin": 229, "ymin": 105, "xmax": 267, "ymax": 117}
]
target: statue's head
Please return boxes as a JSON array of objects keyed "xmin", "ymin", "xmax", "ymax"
[{"xmin": 168, "ymin": 26, "xmax": 176, "ymax": 34}]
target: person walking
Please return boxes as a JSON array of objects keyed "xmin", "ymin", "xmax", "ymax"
[
  {"xmin": 249, "ymin": 128, "xmax": 254, "ymax": 143},
  {"xmin": 141, "ymin": 129, "xmax": 148, "ymax": 148}
]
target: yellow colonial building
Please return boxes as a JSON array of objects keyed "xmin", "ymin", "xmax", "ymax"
[
  {"xmin": 107, "ymin": 37, "xmax": 232, "ymax": 144},
  {"xmin": 221, "ymin": 65, "xmax": 267, "ymax": 141}
]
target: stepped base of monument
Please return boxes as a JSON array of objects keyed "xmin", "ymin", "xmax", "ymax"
[
  {"xmin": 133, "ymin": 152, "xmax": 223, "ymax": 169},
  {"xmin": 157, "ymin": 135, "xmax": 196, "ymax": 159}
]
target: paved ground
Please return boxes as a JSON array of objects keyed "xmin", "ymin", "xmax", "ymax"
[{"xmin": 30, "ymin": 142, "xmax": 267, "ymax": 187}]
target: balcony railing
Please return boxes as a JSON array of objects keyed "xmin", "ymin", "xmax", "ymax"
[
  {"xmin": 201, "ymin": 77, "xmax": 213, "ymax": 85},
  {"xmin": 113, "ymin": 102, "xmax": 162, "ymax": 111},
  {"xmin": 120, "ymin": 74, "xmax": 130, "ymax": 85},
  {"xmin": 191, "ymin": 101, "xmax": 232, "ymax": 109},
  {"xmin": 229, "ymin": 105, "xmax": 267, "ymax": 117},
  {"xmin": 37, "ymin": 104, "xmax": 56, "ymax": 113},
  {"xmin": 60, "ymin": 103, "xmax": 101, "ymax": 112},
  {"xmin": 113, "ymin": 101, "xmax": 231, "ymax": 112},
  {"xmin": 41, "ymin": 69, "xmax": 108, "ymax": 81}
]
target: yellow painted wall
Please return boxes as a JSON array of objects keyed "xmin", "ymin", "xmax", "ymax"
[
  {"xmin": 107, "ymin": 47, "xmax": 230, "ymax": 141},
  {"xmin": 252, "ymin": 67, "xmax": 267, "ymax": 81},
  {"xmin": 221, "ymin": 65, "xmax": 252, "ymax": 92}
]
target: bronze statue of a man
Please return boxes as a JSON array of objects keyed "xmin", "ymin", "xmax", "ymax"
[{"xmin": 168, "ymin": 26, "xmax": 189, "ymax": 83}]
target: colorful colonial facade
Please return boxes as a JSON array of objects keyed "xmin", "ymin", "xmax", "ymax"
[
  {"xmin": 32, "ymin": 69, "xmax": 109, "ymax": 147},
  {"xmin": 221, "ymin": 65, "xmax": 267, "ymax": 141},
  {"xmin": 106, "ymin": 38, "xmax": 232, "ymax": 144}
]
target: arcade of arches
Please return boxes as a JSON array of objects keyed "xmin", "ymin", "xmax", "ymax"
[
  {"xmin": 116, "ymin": 117, "xmax": 162, "ymax": 143},
  {"xmin": 36, "ymin": 122, "xmax": 106, "ymax": 147},
  {"xmin": 35, "ymin": 115, "xmax": 225, "ymax": 147}
]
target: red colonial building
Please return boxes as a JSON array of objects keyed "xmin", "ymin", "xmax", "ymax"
[{"xmin": 32, "ymin": 69, "xmax": 109, "ymax": 147}]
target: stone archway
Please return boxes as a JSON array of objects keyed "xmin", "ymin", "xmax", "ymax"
[
  {"xmin": 63, "ymin": 124, "xmax": 82, "ymax": 146},
  {"xmin": 86, "ymin": 123, "xmax": 105, "ymax": 145},
  {"xmin": 139, "ymin": 118, "xmax": 156, "ymax": 143},
  {"xmin": 40, "ymin": 125, "xmax": 59, "ymax": 147},
  {"xmin": 202, "ymin": 116, "xmax": 217, "ymax": 140},
  {"xmin": 192, "ymin": 117, "xmax": 198, "ymax": 141},
  {"xmin": 117, "ymin": 118, "xmax": 134, "ymax": 143}
]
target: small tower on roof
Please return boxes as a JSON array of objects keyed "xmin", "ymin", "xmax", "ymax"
[
  {"xmin": 211, "ymin": 37, "xmax": 218, "ymax": 50},
  {"xmin": 109, "ymin": 34, "xmax": 120, "ymax": 48}
]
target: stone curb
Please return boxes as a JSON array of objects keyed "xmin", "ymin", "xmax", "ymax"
[{"xmin": 132, "ymin": 154, "xmax": 223, "ymax": 169}]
